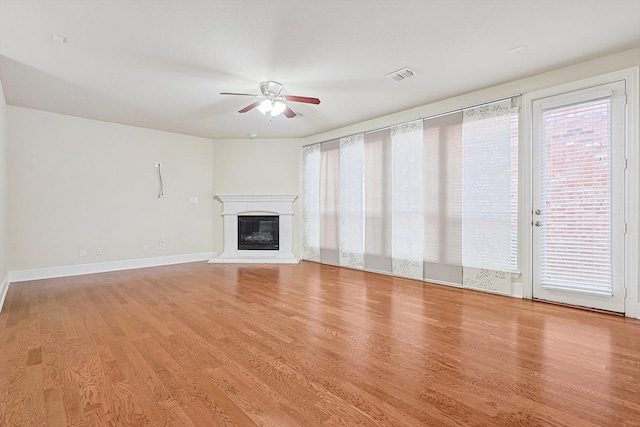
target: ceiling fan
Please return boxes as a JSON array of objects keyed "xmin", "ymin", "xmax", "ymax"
[{"xmin": 221, "ymin": 81, "xmax": 320, "ymax": 118}]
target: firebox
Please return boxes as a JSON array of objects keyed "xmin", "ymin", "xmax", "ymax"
[{"xmin": 237, "ymin": 216, "xmax": 279, "ymax": 250}]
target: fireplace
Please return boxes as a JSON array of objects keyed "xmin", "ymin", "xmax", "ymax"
[
  {"xmin": 208, "ymin": 193, "xmax": 298, "ymax": 264},
  {"xmin": 238, "ymin": 216, "xmax": 279, "ymax": 250}
]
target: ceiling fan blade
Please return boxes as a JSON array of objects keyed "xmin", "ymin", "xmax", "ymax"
[
  {"xmin": 283, "ymin": 107, "xmax": 297, "ymax": 118},
  {"xmin": 220, "ymin": 92, "xmax": 260, "ymax": 97},
  {"xmin": 238, "ymin": 100, "xmax": 261, "ymax": 113},
  {"xmin": 283, "ymin": 95, "xmax": 321, "ymax": 105}
]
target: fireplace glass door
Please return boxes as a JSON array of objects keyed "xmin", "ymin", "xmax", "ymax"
[{"xmin": 238, "ymin": 216, "xmax": 279, "ymax": 250}]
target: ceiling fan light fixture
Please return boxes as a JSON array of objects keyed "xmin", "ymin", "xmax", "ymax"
[
  {"xmin": 271, "ymin": 101, "xmax": 286, "ymax": 117},
  {"xmin": 257, "ymin": 99, "xmax": 272, "ymax": 114}
]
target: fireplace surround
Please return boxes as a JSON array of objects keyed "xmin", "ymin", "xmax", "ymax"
[{"xmin": 208, "ymin": 193, "xmax": 298, "ymax": 264}]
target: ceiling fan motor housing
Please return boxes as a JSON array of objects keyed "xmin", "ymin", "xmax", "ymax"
[{"xmin": 260, "ymin": 81, "xmax": 284, "ymax": 98}]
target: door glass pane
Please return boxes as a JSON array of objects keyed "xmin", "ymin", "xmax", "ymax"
[{"xmin": 540, "ymin": 99, "xmax": 612, "ymax": 295}]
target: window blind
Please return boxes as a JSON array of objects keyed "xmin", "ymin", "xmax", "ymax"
[
  {"xmin": 540, "ymin": 99, "xmax": 613, "ymax": 295},
  {"xmin": 510, "ymin": 113, "xmax": 519, "ymax": 271}
]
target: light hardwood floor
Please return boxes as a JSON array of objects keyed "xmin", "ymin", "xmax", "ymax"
[{"xmin": 1, "ymin": 261, "xmax": 639, "ymax": 426}]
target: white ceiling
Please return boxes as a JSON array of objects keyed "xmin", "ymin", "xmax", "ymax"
[{"xmin": 1, "ymin": 0, "xmax": 639, "ymax": 140}]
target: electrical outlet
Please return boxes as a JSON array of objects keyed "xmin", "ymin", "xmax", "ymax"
[
  {"xmin": 143, "ymin": 244, "xmax": 148, "ymax": 252},
  {"xmin": 160, "ymin": 240, "xmax": 166, "ymax": 250},
  {"xmin": 96, "ymin": 248, "xmax": 103, "ymax": 256},
  {"xmin": 189, "ymin": 196, "xmax": 199, "ymax": 204},
  {"xmin": 154, "ymin": 161, "xmax": 162, "ymax": 168},
  {"xmin": 78, "ymin": 249, "xmax": 88, "ymax": 257}
]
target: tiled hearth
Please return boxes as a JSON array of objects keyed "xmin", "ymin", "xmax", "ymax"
[{"xmin": 208, "ymin": 193, "xmax": 299, "ymax": 264}]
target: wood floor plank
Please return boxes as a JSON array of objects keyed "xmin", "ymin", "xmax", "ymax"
[
  {"xmin": 3, "ymin": 356, "xmax": 26, "ymax": 426},
  {"xmin": 24, "ymin": 363, "xmax": 46, "ymax": 426},
  {"xmin": 43, "ymin": 386, "xmax": 68, "ymax": 426},
  {"xmin": 60, "ymin": 340, "xmax": 88, "ymax": 426},
  {"xmin": 2, "ymin": 261, "xmax": 640, "ymax": 426}
]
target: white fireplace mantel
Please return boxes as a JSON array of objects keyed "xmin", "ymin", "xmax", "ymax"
[{"xmin": 208, "ymin": 193, "xmax": 299, "ymax": 264}]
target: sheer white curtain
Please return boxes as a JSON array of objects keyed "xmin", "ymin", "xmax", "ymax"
[
  {"xmin": 302, "ymin": 98, "xmax": 518, "ymax": 296},
  {"xmin": 462, "ymin": 100, "xmax": 514, "ymax": 293},
  {"xmin": 302, "ymin": 143, "xmax": 321, "ymax": 261},
  {"xmin": 391, "ymin": 121, "xmax": 424, "ymax": 279},
  {"xmin": 339, "ymin": 134, "xmax": 365, "ymax": 269},
  {"xmin": 423, "ymin": 112, "xmax": 463, "ymax": 285},
  {"xmin": 320, "ymin": 140, "xmax": 340, "ymax": 265},
  {"xmin": 363, "ymin": 129, "xmax": 392, "ymax": 273}
]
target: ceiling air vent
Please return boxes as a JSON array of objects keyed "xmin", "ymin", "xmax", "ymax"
[
  {"xmin": 386, "ymin": 67, "xmax": 416, "ymax": 82},
  {"xmin": 50, "ymin": 33, "xmax": 68, "ymax": 44}
]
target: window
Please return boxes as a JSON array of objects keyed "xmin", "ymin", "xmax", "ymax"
[{"xmin": 302, "ymin": 97, "xmax": 519, "ymax": 293}]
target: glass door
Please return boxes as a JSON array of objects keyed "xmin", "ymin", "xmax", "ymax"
[{"xmin": 532, "ymin": 81, "xmax": 626, "ymax": 312}]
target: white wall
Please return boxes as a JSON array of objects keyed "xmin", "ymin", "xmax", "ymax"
[
  {"xmin": 7, "ymin": 107, "xmax": 214, "ymax": 272},
  {"xmin": 211, "ymin": 138, "xmax": 301, "ymax": 255},
  {"xmin": 0, "ymin": 82, "xmax": 9, "ymax": 308}
]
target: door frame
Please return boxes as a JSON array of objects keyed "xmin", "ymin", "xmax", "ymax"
[{"xmin": 521, "ymin": 67, "xmax": 639, "ymax": 317}]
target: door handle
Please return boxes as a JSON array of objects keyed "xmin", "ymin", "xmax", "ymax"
[
  {"xmin": 535, "ymin": 209, "xmax": 541, "ymax": 215},
  {"xmin": 535, "ymin": 221, "xmax": 542, "ymax": 227}
]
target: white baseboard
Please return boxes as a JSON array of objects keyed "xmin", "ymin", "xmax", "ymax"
[
  {"xmin": 8, "ymin": 252, "xmax": 217, "ymax": 283},
  {"xmin": 0, "ymin": 273, "xmax": 9, "ymax": 313},
  {"xmin": 511, "ymin": 282, "xmax": 524, "ymax": 298}
]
